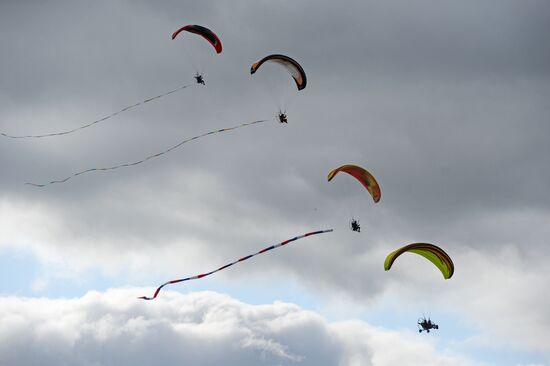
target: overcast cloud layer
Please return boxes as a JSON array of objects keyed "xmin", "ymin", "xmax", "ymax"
[{"xmin": 1, "ymin": 0, "xmax": 549, "ymax": 365}]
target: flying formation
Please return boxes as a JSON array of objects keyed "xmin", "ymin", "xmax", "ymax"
[
  {"xmin": 7, "ymin": 22, "xmax": 456, "ymax": 335},
  {"xmin": 327, "ymin": 164, "xmax": 381, "ymax": 233},
  {"xmin": 250, "ymin": 54, "xmax": 306, "ymax": 124},
  {"xmin": 172, "ymin": 24, "xmax": 222, "ymax": 86}
]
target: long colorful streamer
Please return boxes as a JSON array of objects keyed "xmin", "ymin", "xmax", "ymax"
[
  {"xmin": 1, "ymin": 84, "xmax": 191, "ymax": 139},
  {"xmin": 26, "ymin": 119, "xmax": 268, "ymax": 187},
  {"xmin": 138, "ymin": 229, "xmax": 334, "ymax": 300}
]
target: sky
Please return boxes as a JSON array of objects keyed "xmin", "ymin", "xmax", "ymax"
[{"xmin": 1, "ymin": 0, "xmax": 549, "ymax": 365}]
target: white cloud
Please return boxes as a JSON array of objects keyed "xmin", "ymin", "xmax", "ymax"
[{"xmin": 0, "ymin": 289, "xmax": 483, "ymax": 366}]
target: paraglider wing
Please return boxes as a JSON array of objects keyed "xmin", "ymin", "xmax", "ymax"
[
  {"xmin": 250, "ymin": 54, "xmax": 307, "ymax": 90},
  {"xmin": 384, "ymin": 243, "xmax": 454, "ymax": 279},
  {"xmin": 172, "ymin": 24, "xmax": 222, "ymax": 54},
  {"xmin": 327, "ymin": 164, "xmax": 381, "ymax": 203}
]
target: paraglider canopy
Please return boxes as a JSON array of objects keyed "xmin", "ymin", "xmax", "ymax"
[
  {"xmin": 384, "ymin": 243, "xmax": 454, "ymax": 279},
  {"xmin": 327, "ymin": 164, "xmax": 381, "ymax": 203},
  {"xmin": 250, "ymin": 54, "xmax": 307, "ymax": 91},
  {"xmin": 172, "ymin": 24, "xmax": 223, "ymax": 54}
]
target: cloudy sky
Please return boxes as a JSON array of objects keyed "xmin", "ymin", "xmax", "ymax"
[{"xmin": 1, "ymin": 0, "xmax": 549, "ymax": 365}]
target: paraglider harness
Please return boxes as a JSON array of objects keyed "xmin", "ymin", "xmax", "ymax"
[
  {"xmin": 418, "ymin": 317, "xmax": 438, "ymax": 333},
  {"xmin": 350, "ymin": 218, "xmax": 361, "ymax": 232},
  {"xmin": 278, "ymin": 111, "xmax": 288, "ymax": 123},
  {"xmin": 195, "ymin": 73, "xmax": 205, "ymax": 85}
]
